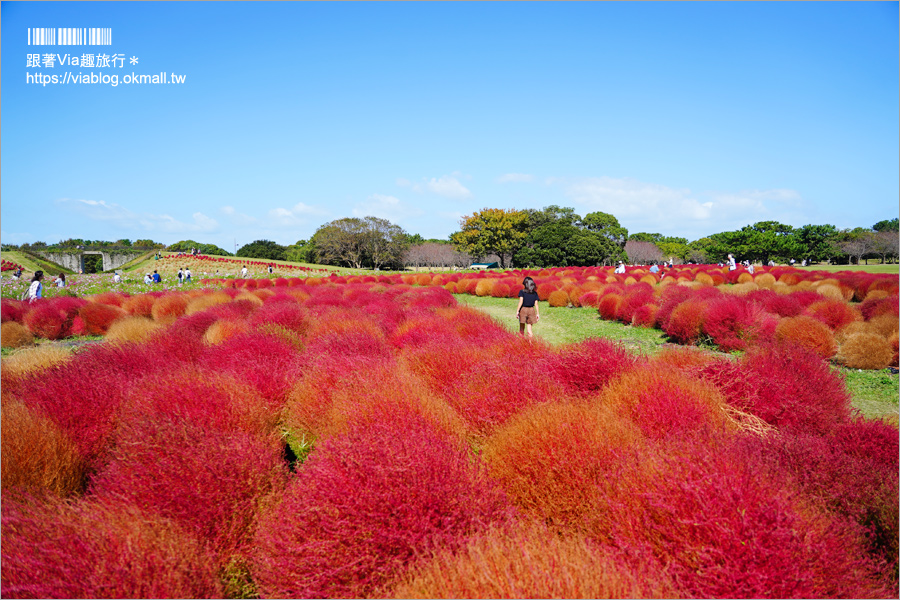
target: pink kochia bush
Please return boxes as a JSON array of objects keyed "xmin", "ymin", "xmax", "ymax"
[{"xmin": 251, "ymin": 408, "xmax": 514, "ymax": 599}]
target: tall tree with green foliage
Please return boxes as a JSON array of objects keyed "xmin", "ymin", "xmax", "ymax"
[
  {"xmin": 311, "ymin": 218, "xmax": 368, "ymax": 268},
  {"xmin": 873, "ymin": 218, "xmax": 899, "ymax": 232},
  {"xmin": 309, "ymin": 216, "xmax": 409, "ymax": 269},
  {"xmin": 795, "ymin": 224, "xmax": 839, "ymax": 263},
  {"xmin": 361, "ymin": 216, "xmax": 408, "ymax": 270},
  {"xmin": 285, "ymin": 240, "xmax": 314, "ymax": 264},
  {"xmin": 704, "ymin": 221, "xmax": 800, "ymax": 264},
  {"xmin": 451, "ymin": 208, "xmax": 530, "ymax": 268},
  {"xmin": 236, "ymin": 239, "xmax": 287, "ymax": 261}
]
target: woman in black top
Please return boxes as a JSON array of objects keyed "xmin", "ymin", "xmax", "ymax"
[{"xmin": 515, "ymin": 276, "xmax": 540, "ymax": 338}]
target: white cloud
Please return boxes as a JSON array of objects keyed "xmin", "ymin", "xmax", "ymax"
[
  {"xmin": 57, "ymin": 197, "xmax": 218, "ymax": 233},
  {"xmin": 497, "ymin": 173, "xmax": 534, "ymax": 183},
  {"xmin": 352, "ymin": 193, "xmax": 424, "ymax": 222},
  {"xmin": 221, "ymin": 205, "xmax": 257, "ymax": 225},
  {"xmin": 559, "ymin": 176, "xmax": 707, "ymax": 219},
  {"xmin": 545, "ymin": 177, "xmax": 806, "ymax": 240},
  {"xmin": 396, "ymin": 174, "xmax": 472, "ymax": 199},
  {"xmin": 266, "ymin": 202, "xmax": 328, "ymax": 227},
  {"xmin": 426, "ymin": 175, "xmax": 472, "ymax": 199}
]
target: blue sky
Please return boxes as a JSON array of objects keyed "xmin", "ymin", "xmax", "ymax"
[{"xmin": 2, "ymin": 1, "xmax": 898, "ymax": 252}]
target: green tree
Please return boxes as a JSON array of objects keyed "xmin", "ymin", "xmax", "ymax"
[
  {"xmin": 568, "ymin": 230, "xmax": 624, "ymax": 266},
  {"xmin": 311, "ymin": 218, "xmax": 367, "ymax": 268},
  {"xmin": 523, "ymin": 205, "xmax": 581, "ymax": 229},
  {"xmin": 403, "ymin": 233, "xmax": 426, "ymax": 246},
  {"xmin": 873, "ymin": 218, "xmax": 899, "ymax": 232},
  {"xmin": 514, "ymin": 221, "xmax": 574, "ymax": 267},
  {"xmin": 360, "ymin": 216, "xmax": 408, "ymax": 270},
  {"xmin": 796, "ymin": 224, "xmax": 839, "ymax": 263},
  {"xmin": 169, "ymin": 240, "xmax": 232, "ymax": 256},
  {"xmin": 687, "ymin": 237, "xmax": 715, "ymax": 263},
  {"xmin": 235, "ymin": 239, "xmax": 287, "ymax": 261},
  {"xmin": 704, "ymin": 221, "xmax": 800, "ymax": 264},
  {"xmin": 450, "ymin": 208, "xmax": 530, "ymax": 268},
  {"xmin": 285, "ymin": 239, "xmax": 314, "ymax": 263},
  {"xmin": 582, "ymin": 212, "xmax": 628, "ymax": 247}
]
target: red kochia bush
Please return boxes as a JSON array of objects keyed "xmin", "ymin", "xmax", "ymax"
[
  {"xmin": 860, "ymin": 295, "xmax": 900, "ymax": 320},
  {"xmin": 441, "ymin": 340, "xmax": 566, "ymax": 438},
  {"xmin": 542, "ymin": 337, "xmax": 642, "ymax": 397},
  {"xmin": 1, "ymin": 299, "xmax": 27, "ymax": 323},
  {"xmin": 121, "ymin": 293, "xmax": 156, "ymax": 317},
  {"xmin": 597, "ymin": 293, "xmax": 624, "ymax": 321},
  {"xmin": 393, "ymin": 520, "xmax": 679, "ymax": 599},
  {"xmin": 22, "ymin": 297, "xmax": 87, "ymax": 340},
  {"xmin": 663, "ymin": 299, "xmax": 707, "ymax": 344},
  {"xmin": 616, "ymin": 283, "xmax": 655, "ymax": 324},
  {"xmin": 1, "ymin": 493, "xmax": 223, "ymax": 599},
  {"xmin": 805, "ymin": 298, "xmax": 862, "ymax": 331},
  {"xmin": 605, "ymin": 441, "xmax": 889, "ymax": 599},
  {"xmin": 739, "ymin": 420, "xmax": 899, "ymax": 580},
  {"xmin": 251, "ymin": 410, "xmax": 513, "ymax": 599},
  {"xmin": 90, "ymin": 415, "xmax": 287, "ymax": 564},
  {"xmin": 747, "ymin": 289, "xmax": 804, "ymax": 318},
  {"xmin": 699, "ymin": 343, "xmax": 851, "ymax": 435},
  {"xmin": 197, "ymin": 331, "xmax": 304, "ymax": 405},
  {"xmin": 631, "ymin": 303, "xmax": 659, "ymax": 328},
  {"xmin": 483, "ymin": 402, "xmax": 644, "ymax": 537},
  {"xmin": 654, "ymin": 284, "xmax": 694, "ymax": 331},
  {"xmin": 13, "ymin": 343, "xmax": 160, "ymax": 470},
  {"xmin": 77, "ymin": 301, "xmax": 127, "ymax": 335}
]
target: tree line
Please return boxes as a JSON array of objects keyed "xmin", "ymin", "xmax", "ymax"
[{"xmin": 8, "ymin": 214, "xmax": 896, "ymax": 270}]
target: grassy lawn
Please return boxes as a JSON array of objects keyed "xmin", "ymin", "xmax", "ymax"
[
  {"xmin": 798, "ymin": 263, "xmax": 899, "ymax": 275},
  {"xmin": 454, "ymin": 294, "xmax": 899, "ymax": 420},
  {"xmin": 454, "ymin": 294, "xmax": 669, "ymax": 354}
]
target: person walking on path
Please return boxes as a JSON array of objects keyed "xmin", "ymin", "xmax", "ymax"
[
  {"xmin": 727, "ymin": 253, "xmax": 737, "ymax": 271},
  {"xmin": 185, "ymin": 267, "xmax": 192, "ymax": 283},
  {"xmin": 515, "ymin": 276, "xmax": 541, "ymax": 339},
  {"xmin": 241, "ymin": 265, "xmax": 249, "ymax": 278}
]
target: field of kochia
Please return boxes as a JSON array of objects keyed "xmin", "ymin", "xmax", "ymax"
[{"xmin": 1, "ymin": 264, "xmax": 898, "ymax": 598}]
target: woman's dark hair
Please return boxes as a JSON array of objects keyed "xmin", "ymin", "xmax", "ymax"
[
  {"xmin": 32, "ymin": 270, "xmax": 44, "ymax": 282},
  {"xmin": 58, "ymin": 273, "xmax": 66, "ymax": 281},
  {"xmin": 522, "ymin": 276, "xmax": 536, "ymax": 294}
]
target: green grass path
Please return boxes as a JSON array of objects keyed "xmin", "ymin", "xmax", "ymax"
[{"xmin": 455, "ymin": 294, "xmax": 899, "ymax": 420}]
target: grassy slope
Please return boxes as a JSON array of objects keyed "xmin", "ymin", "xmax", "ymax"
[
  {"xmin": 455, "ymin": 294, "xmax": 899, "ymax": 420},
  {"xmin": 1, "ymin": 249, "xmax": 73, "ymax": 275}
]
